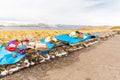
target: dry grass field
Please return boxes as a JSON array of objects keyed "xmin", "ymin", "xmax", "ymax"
[{"xmin": 0, "ymin": 27, "xmax": 109, "ymax": 44}]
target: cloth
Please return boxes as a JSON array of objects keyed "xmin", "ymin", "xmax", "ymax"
[
  {"xmin": 69, "ymin": 32, "xmax": 77, "ymax": 38},
  {"xmin": 16, "ymin": 45, "xmax": 27, "ymax": 54},
  {"xmin": 5, "ymin": 46, "xmax": 16, "ymax": 52},
  {"xmin": 7, "ymin": 40, "xmax": 18, "ymax": 45},
  {"xmin": 0, "ymin": 45, "xmax": 26, "ymax": 65},
  {"xmin": 55, "ymin": 34, "xmax": 91, "ymax": 44},
  {"xmin": 39, "ymin": 39, "xmax": 55, "ymax": 54}
]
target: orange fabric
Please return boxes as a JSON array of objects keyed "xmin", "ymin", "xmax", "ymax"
[{"xmin": 14, "ymin": 42, "xmax": 20, "ymax": 46}]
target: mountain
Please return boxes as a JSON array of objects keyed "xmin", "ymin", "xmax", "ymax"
[{"xmin": 0, "ymin": 22, "xmax": 56, "ymax": 28}]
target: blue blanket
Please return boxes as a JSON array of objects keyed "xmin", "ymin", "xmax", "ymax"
[
  {"xmin": 0, "ymin": 45, "xmax": 26, "ymax": 65},
  {"xmin": 55, "ymin": 34, "xmax": 91, "ymax": 44},
  {"xmin": 39, "ymin": 39, "xmax": 55, "ymax": 54}
]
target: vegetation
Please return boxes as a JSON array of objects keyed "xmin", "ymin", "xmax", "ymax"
[
  {"xmin": 110, "ymin": 26, "xmax": 120, "ymax": 30},
  {"xmin": 0, "ymin": 28, "xmax": 107, "ymax": 44}
]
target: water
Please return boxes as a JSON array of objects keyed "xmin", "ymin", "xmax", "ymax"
[{"xmin": 1, "ymin": 26, "xmax": 80, "ymax": 30}]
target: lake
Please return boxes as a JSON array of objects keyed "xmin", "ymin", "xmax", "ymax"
[{"xmin": 0, "ymin": 26, "xmax": 80, "ymax": 30}]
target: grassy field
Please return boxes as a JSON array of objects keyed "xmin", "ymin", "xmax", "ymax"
[
  {"xmin": 110, "ymin": 26, "xmax": 120, "ymax": 30},
  {"xmin": 0, "ymin": 27, "xmax": 110, "ymax": 44}
]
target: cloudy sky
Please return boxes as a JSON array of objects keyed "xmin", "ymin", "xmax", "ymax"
[{"xmin": 0, "ymin": 0, "xmax": 120, "ymax": 25}]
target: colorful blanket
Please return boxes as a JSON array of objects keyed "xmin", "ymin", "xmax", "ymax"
[{"xmin": 0, "ymin": 45, "xmax": 26, "ymax": 65}]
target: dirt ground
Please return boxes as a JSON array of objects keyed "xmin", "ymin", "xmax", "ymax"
[{"xmin": 1, "ymin": 32, "xmax": 120, "ymax": 80}]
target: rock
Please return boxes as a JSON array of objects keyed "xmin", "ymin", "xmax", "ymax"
[{"xmin": 13, "ymin": 54, "xmax": 17, "ymax": 58}]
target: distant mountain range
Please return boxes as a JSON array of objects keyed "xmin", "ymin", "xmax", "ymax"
[
  {"xmin": 0, "ymin": 22, "xmax": 55, "ymax": 28},
  {"xmin": 0, "ymin": 22, "xmax": 83, "ymax": 28},
  {"xmin": 0, "ymin": 22, "xmax": 112, "ymax": 28}
]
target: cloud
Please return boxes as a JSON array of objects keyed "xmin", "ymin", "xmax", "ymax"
[{"xmin": 0, "ymin": 0, "xmax": 120, "ymax": 25}]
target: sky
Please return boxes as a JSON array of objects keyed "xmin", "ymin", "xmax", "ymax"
[{"xmin": 0, "ymin": 0, "xmax": 120, "ymax": 25}]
